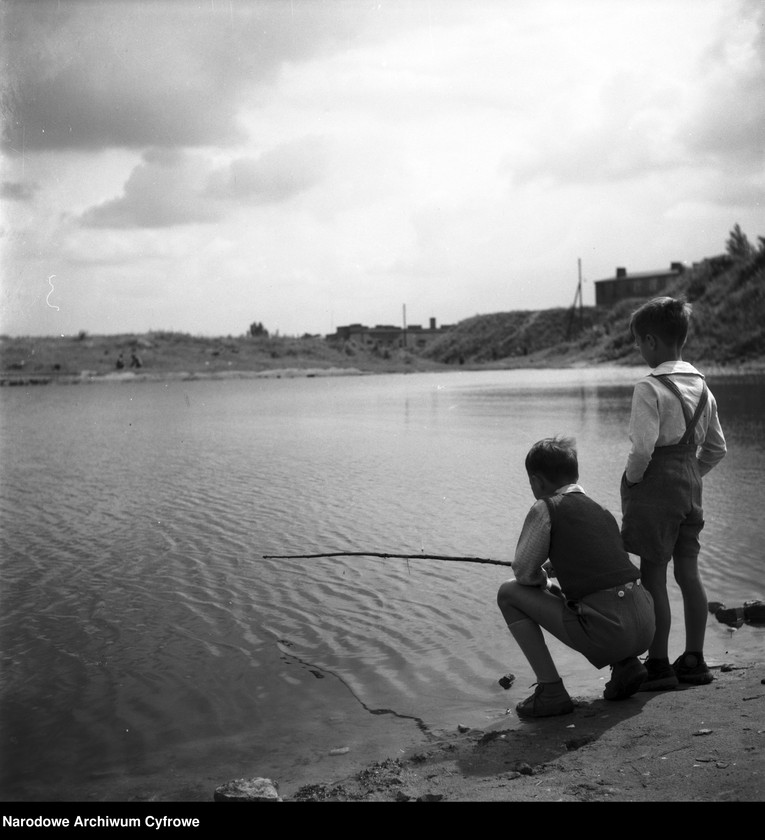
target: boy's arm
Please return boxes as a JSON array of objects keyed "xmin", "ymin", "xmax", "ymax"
[
  {"xmin": 625, "ymin": 381, "xmax": 659, "ymax": 485},
  {"xmin": 698, "ymin": 395, "xmax": 727, "ymax": 476},
  {"xmin": 512, "ymin": 501, "xmax": 552, "ymax": 589}
]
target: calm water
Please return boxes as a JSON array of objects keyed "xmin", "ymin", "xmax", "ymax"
[{"xmin": 1, "ymin": 367, "xmax": 764, "ymax": 801}]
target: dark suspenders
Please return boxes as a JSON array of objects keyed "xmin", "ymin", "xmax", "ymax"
[{"xmin": 653, "ymin": 374, "xmax": 709, "ymax": 445}]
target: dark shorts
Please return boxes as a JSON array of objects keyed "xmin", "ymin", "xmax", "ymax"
[
  {"xmin": 561, "ymin": 580, "xmax": 655, "ymax": 669},
  {"xmin": 620, "ymin": 445, "xmax": 704, "ymax": 566}
]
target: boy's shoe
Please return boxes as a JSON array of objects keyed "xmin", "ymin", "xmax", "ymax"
[
  {"xmin": 516, "ymin": 680, "xmax": 574, "ymax": 718},
  {"xmin": 603, "ymin": 656, "xmax": 647, "ymax": 701},
  {"xmin": 672, "ymin": 653, "xmax": 714, "ymax": 685},
  {"xmin": 638, "ymin": 659, "xmax": 679, "ymax": 691}
]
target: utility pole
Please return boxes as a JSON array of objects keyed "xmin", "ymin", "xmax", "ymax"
[
  {"xmin": 567, "ymin": 259, "xmax": 584, "ymax": 339},
  {"xmin": 402, "ymin": 303, "xmax": 407, "ymax": 349}
]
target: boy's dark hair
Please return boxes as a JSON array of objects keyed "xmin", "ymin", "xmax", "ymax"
[
  {"xmin": 629, "ymin": 296, "xmax": 692, "ymax": 346},
  {"xmin": 525, "ymin": 436, "xmax": 579, "ymax": 485}
]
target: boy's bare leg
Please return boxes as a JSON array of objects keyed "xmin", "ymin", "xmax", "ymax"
[
  {"xmin": 673, "ymin": 556, "xmax": 708, "ymax": 653},
  {"xmin": 640, "ymin": 561, "xmax": 670, "ymax": 659},
  {"xmin": 504, "ymin": 619, "xmax": 560, "ymax": 683},
  {"xmin": 497, "ymin": 580, "xmax": 569, "ymax": 683}
]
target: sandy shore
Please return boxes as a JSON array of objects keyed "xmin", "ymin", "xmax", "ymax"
[
  {"xmin": 3, "ymin": 357, "xmax": 764, "ymax": 388},
  {"xmin": 277, "ymin": 656, "xmax": 764, "ymax": 803},
  {"xmin": 3, "ymin": 660, "xmax": 760, "ymax": 826},
  {"xmin": 0, "ymin": 366, "xmax": 371, "ymax": 386}
]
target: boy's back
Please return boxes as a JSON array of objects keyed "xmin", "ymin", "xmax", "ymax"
[
  {"xmin": 545, "ymin": 491, "xmax": 639, "ymax": 599},
  {"xmin": 621, "ymin": 295, "xmax": 727, "ymax": 691},
  {"xmin": 497, "ymin": 436, "xmax": 656, "ymax": 716},
  {"xmin": 625, "ymin": 359, "xmax": 726, "ymax": 486}
]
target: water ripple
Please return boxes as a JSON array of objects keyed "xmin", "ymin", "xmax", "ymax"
[{"xmin": 2, "ymin": 371, "xmax": 763, "ymax": 800}]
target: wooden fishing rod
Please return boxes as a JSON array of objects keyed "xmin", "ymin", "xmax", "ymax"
[{"xmin": 262, "ymin": 551, "xmax": 511, "ymax": 567}]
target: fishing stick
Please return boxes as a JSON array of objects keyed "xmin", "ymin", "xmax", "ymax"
[{"xmin": 262, "ymin": 551, "xmax": 512, "ymax": 567}]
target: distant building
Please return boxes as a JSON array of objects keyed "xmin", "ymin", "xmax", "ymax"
[
  {"xmin": 327, "ymin": 317, "xmax": 453, "ymax": 350},
  {"xmin": 594, "ymin": 263, "xmax": 685, "ymax": 307}
]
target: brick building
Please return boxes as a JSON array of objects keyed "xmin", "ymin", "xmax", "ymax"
[
  {"xmin": 594, "ymin": 263, "xmax": 685, "ymax": 306},
  {"xmin": 327, "ymin": 317, "xmax": 453, "ymax": 350}
]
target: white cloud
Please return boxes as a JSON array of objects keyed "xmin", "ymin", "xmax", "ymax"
[
  {"xmin": 76, "ymin": 136, "xmax": 331, "ymax": 229},
  {"xmin": 680, "ymin": 5, "xmax": 765, "ymax": 165},
  {"xmin": 0, "ymin": 0, "xmax": 435, "ymax": 154},
  {"xmin": 1, "ymin": 0, "xmax": 763, "ymax": 338},
  {"xmin": 0, "ymin": 180, "xmax": 37, "ymax": 201},
  {"xmin": 205, "ymin": 137, "xmax": 330, "ymax": 204},
  {"xmin": 79, "ymin": 150, "xmax": 220, "ymax": 228}
]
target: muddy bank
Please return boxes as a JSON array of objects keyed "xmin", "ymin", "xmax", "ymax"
[{"xmin": 275, "ymin": 658, "xmax": 764, "ymax": 802}]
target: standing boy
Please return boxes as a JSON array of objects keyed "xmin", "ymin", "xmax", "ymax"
[
  {"xmin": 621, "ymin": 297, "xmax": 727, "ymax": 690},
  {"xmin": 497, "ymin": 436, "xmax": 655, "ymax": 718}
]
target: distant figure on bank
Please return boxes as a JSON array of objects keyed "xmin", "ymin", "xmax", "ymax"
[
  {"xmin": 497, "ymin": 436, "xmax": 655, "ymax": 718},
  {"xmin": 621, "ymin": 297, "xmax": 726, "ymax": 690},
  {"xmin": 130, "ymin": 352, "xmax": 142, "ymax": 369},
  {"xmin": 115, "ymin": 353, "xmax": 125, "ymax": 370}
]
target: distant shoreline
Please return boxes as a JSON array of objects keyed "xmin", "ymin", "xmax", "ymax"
[
  {"xmin": 3, "ymin": 358, "xmax": 765, "ymax": 388},
  {"xmin": 0, "ymin": 366, "xmax": 369, "ymax": 387}
]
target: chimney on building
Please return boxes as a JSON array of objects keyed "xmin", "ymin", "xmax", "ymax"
[
  {"xmin": 616, "ymin": 267, "xmax": 627, "ymax": 278},
  {"xmin": 429, "ymin": 317, "xmax": 436, "ymax": 330},
  {"xmin": 670, "ymin": 262, "xmax": 684, "ymax": 273}
]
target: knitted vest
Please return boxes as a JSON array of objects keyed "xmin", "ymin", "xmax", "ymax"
[{"xmin": 544, "ymin": 492, "xmax": 640, "ymax": 599}]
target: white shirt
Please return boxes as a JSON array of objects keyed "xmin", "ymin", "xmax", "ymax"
[{"xmin": 625, "ymin": 360, "xmax": 727, "ymax": 484}]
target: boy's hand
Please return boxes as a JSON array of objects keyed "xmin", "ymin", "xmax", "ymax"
[{"xmin": 622, "ymin": 471, "xmax": 639, "ymax": 488}]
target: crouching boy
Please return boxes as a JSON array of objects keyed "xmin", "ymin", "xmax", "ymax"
[{"xmin": 497, "ymin": 436, "xmax": 655, "ymax": 718}]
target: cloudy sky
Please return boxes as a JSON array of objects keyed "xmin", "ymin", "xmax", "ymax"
[{"xmin": 1, "ymin": 0, "xmax": 763, "ymax": 338}]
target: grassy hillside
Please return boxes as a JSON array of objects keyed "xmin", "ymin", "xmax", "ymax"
[
  {"xmin": 0, "ymin": 330, "xmax": 447, "ymax": 384},
  {"xmin": 422, "ymin": 244, "xmax": 765, "ymax": 369},
  {"xmin": 419, "ymin": 306, "xmax": 605, "ymax": 365}
]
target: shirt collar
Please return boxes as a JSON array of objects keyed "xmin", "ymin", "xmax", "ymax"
[
  {"xmin": 555, "ymin": 483, "xmax": 585, "ymax": 495},
  {"xmin": 650, "ymin": 360, "xmax": 705, "ymax": 378}
]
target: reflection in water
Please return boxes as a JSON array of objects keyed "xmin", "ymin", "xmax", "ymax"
[{"xmin": 1, "ymin": 368, "xmax": 763, "ymax": 800}]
